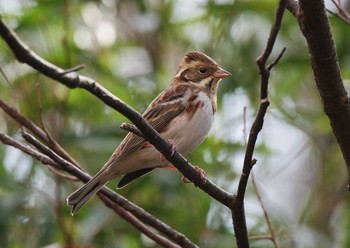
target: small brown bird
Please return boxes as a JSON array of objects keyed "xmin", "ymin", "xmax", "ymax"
[{"xmin": 67, "ymin": 51, "xmax": 231, "ymax": 215}]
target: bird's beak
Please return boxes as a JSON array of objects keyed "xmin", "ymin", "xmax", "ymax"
[{"xmin": 213, "ymin": 67, "xmax": 231, "ymax": 79}]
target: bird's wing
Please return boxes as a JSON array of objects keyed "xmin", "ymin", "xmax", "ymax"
[
  {"xmin": 117, "ymin": 167, "xmax": 155, "ymax": 188},
  {"xmin": 101, "ymin": 83, "xmax": 189, "ymax": 169}
]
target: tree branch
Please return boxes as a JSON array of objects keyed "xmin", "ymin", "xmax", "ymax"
[
  {"xmin": 232, "ymin": 1, "xmax": 287, "ymax": 247},
  {"xmin": 251, "ymin": 173, "xmax": 279, "ymax": 248},
  {"xmin": 0, "ymin": 17, "xmax": 234, "ymax": 208},
  {"xmin": 0, "ymin": 98, "xmax": 81, "ymax": 168},
  {"xmin": 0, "ymin": 132, "xmax": 54, "ymax": 169},
  {"xmin": 1, "ymin": 116, "xmax": 189, "ymax": 247},
  {"xmin": 97, "ymin": 195, "xmax": 182, "ymax": 248},
  {"xmin": 329, "ymin": 0, "xmax": 350, "ymax": 25},
  {"xmin": 0, "ymin": 49, "xmax": 197, "ymax": 246},
  {"xmin": 120, "ymin": 122, "xmax": 145, "ymax": 138},
  {"xmin": 287, "ymin": 0, "xmax": 350, "ymax": 188}
]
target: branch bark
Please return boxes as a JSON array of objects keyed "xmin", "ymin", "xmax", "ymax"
[
  {"xmin": 231, "ymin": 1, "xmax": 287, "ymax": 247},
  {"xmin": 287, "ymin": 0, "xmax": 350, "ymax": 187},
  {"xmin": 8, "ymin": 128, "xmax": 197, "ymax": 248}
]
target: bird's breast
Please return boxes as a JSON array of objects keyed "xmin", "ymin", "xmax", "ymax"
[{"xmin": 162, "ymin": 91, "xmax": 215, "ymax": 155}]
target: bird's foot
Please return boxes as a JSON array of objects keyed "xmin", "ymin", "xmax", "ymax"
[
  {"xmin": 159, "ymin": 139, "xmax": 178, "ymax": 162},
  {"xmin": 181, "ymin": 166, "xmax": 206, "ymax": 184}
]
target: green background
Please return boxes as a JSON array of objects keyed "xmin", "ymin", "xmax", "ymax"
[{"xmin": 0, "ymin": 0, "xmax": 349, "ymax": 247}]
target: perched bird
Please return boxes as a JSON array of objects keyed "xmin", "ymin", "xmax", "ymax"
[{"xmin": 67, "ymin": 51, "xmax": 231, "ymax": 215}]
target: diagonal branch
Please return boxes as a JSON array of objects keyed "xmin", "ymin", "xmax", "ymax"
[
  {"xmin": 16, "ymin": 131, "xmax": 198, "ymax": 248},
  {"xmin": 0, "ymin": 17, "xmax": 234, "ymax": 209},
  {"xmin": 0, "ymin": 53, "xmax": 197, "ymax": 247},
  {"xmin": 99, "ymin": 194, "xmax": 182, "ymax": 248},
  {"xmin": 0, "ymin": 98, "xmax": 81, "ymax": 168},
  {"xmin": 0, "ymin": 132, "xmax": 58, "ymax": 170},
  {"xmin": 329, "ymin": 0, "xmax": 350, "ymax": 25}
]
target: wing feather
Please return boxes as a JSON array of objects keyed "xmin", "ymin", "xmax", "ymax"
[{"xmin": 102, "ymin": 83, "xmax": 189, "ymax": 168}]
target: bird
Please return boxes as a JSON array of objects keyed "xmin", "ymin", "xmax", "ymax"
[{"xmin": 67, "ymin": 51, "xmax": 231, "ymax": 215}]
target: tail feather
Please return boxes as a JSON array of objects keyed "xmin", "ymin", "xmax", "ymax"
[
  {"xmin": 67, "ymin": 177, "xmax": 107, "ymax": 216},
  {"xmin": 117, "ymin": 168, "xmax": 155, "ymax": 188}
]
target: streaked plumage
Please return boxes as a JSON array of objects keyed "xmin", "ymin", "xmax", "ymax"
[{"xmin": 67, "ymin": 51, "xmax": 231, "ymax": 215}]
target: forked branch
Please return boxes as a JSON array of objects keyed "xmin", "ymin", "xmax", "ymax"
[{"xmin": 231, "ymin": 1, "xmax": 287, "ymax": 247}]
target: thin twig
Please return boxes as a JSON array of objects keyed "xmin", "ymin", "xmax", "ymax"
[
  {"xmin": 238, "ymin": 0, "xmax": 287, "ymax": 201},
  {"xmin": 0, "ymin": 133, "xmax": 189, "ymax": 248},
  {"xmin": 251, "ymin": 173, "xmax": 279, "ymax": 248},
  {"xmin": 0, "ymin": 98, "xmax": 82, "ymax": 169},
  {"xmin": 329, "ymin": 0, "xmax": 350, "ymax": 25},
  {"xmin": 0, "ymin": 132, "xmax": 55, "ymax": 167},
  {"xmin": 12, "ymin": 131, "xmax": 198, "ymax": 248},
  {"xmin": 36, "ymin": 80, "xmax": 45, "ymax": 129},
  {"xmin": 0, "ymin": 64, "xmax": 11, "ymax": 86},
  {"xmin": 54, "ymin": 175, "xmax": 75, "ymax": 247},
  {"xmin": 249, "ymin": 235, "xmax": 275, "ymax": 241},
  {"xmin": 0, "ymin": 85, "xmax": 198, "ymax": 246},
  {"xmin": 243, "ymin": 107, "xmax": 279, "ymax": 248},
  {"xmin": 60, "ymin": 64, "xmax": 85, "ymax": 75},
  {"xmin": 100, "ymin": 195, "xmax": 182, "ymax": 248},
  {"xmin": 232, "ymin": 1, "xmax": 287, "ymax": 247},
  {"xmin": 62, "ymin": 0, "xmax": 72, "ymax": 67},
  {"xmin": 0, "ymin": 64, "xmax": 21, "ymax": 115},
  {"xmin": 120, "ymin": 122, "xmax": 144, "ymax": 138},
  {"xmin": 267, "ymin": 47, "xmax": 286, "ymax": 71},
  {"xmin": 0, "ymin": 132, "xmax": 77, "ymax": 180},
  {"xmin": 21, "ymin": 131, "xmax": 79, "ymax": 180},
  {"xmin": 35, "ymin": 78, "xmax": 68, "ymax": 161}
]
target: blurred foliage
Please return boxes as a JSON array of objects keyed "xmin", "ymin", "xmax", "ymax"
[{"xmin": 1, "ymin": 0, "xmax": 350, "ymax": 247}]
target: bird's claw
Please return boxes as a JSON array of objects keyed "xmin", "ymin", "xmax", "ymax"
[
  {"xmin": 181, "ymin": 166, "xmax": 206, "ymax": 184},
  {"xmin": 160, "ymin": 139, "xmax": 178, "ymax": 162}
]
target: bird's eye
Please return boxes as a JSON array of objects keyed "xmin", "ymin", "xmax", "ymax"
[{"xmin": 199, "ymin": 67, "xmax": 207, "ymax": 74}]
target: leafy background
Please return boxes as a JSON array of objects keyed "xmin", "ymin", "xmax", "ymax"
[{"xmin": 0, "ymin": 0, "xmax": 350, "ymax": 247}]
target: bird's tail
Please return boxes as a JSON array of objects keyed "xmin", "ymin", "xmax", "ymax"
[{"xmin": 67, "ymin": 176, "xmax": 107, "ymax": 216}]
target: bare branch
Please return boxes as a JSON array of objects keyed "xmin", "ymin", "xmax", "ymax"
[
  {"xmin": 18, "ymin": 132, "xmax": 198, "ymax": 248},
  {"xmin": 267, "ymin": 47, "xmax": 286, "ymax": 71},
  {"xmin": 329, "ymin": 0, "xmax": 350, "ymax": 25},
  {"xmin": 0, "ymin": 132, "xmax": 56, "ymax": 168},
  {"xmin": 0, "ymin": 19, "xmax": 200, "ymax": 243},
  {"xmin": 237, "ymin": 0, "xmax": 287, "ymax": 203},
  {"xmin": 249, "ymin": 235, "xmax": 276, "ymax": 241},
  {"xmin": 120, "ymin": 122, "xmax": 144, "ymax": 138},
  {"xmin": 100, "ymin": 195, "xmax": 182, "ymax": 248},
  {"xmin": 0, "ymin": 17, "xmax": 234, "ymax": 208},
  {"xmin": 0, "ymin": 132, "xmax": 77, "ymax": 180},
  {"xmin": 0, "ymin": 133, "xmax": 191, "ymax": 248},
  {"xmin": 0, "ymin": 94, "xmax": 197, "ymax": 246},
  {"xmin": 0, "ymin": 98, "xmax": 81, "ymax": 168},
  {"xmin": 289, "ymin": 0, "xmax": 350, "ymax": 187},
  {"xmin": 251, "ymin": 173, "xmax": 279, "ymax": 248},
  {"xmin": 60, "ymin": 64, "xmax": 85, "ymax": 75},
  {"xmin": 243, "ymin": 108, "xmax": 279, "ymax": 247},
  {"xmin": 232, "ymin": 1, "xmax": 287, "ymax": 247}
]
